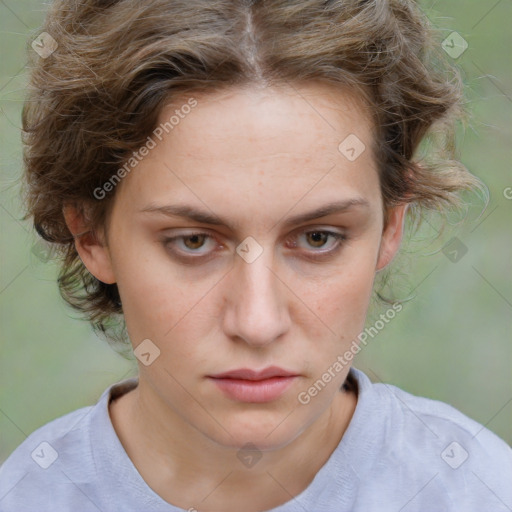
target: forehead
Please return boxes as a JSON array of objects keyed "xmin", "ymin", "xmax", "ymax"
[
  {"xmin": 113, "ymin": 82, "xmax": 381, "ymax": 228},
  {"xmin": 160, "ymin": 82, "xmax": 375, "ymax": 162}
]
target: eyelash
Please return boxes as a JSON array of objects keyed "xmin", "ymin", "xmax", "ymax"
[{"xmin": 161, "ymin": 229, "xmax": 348, "ymax": 262}]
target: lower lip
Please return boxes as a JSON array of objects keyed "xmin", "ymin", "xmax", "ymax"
[{"xmin": 209, "ymin": 376, "xmax": 297, "ymax": 403}]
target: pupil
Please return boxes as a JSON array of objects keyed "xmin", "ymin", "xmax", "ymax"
[
  {"xmin": 309, "ymin": 232, "xmax": 326, "ymax": 247},
  {"xmin": 186, "ymin": 235, "xmax": 203, "ymax": 249}
]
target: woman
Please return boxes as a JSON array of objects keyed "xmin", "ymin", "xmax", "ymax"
[{"xmin": 1, "ymin": 0, "xmax": 510, "ymax": 510}]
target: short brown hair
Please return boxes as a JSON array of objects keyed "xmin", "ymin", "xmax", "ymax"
[{"xmin": 22, "ymin": 0, "xmax": 486, "ymax": 344}]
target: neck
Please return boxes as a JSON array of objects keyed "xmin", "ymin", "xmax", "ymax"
[{"xmin": 109, "ymin": 376, "xmax": 357, "ymax": 512}]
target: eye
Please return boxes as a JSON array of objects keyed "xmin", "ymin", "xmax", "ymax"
[
  {"xmin": 161, "ymin": 228, "xmax": 347, "ymax": 263},
  {"xmin": 286, "ymin": 229, "xmax": 347, "ymax": 260},
  {"xmin": 161, "ymin": 231, "xmax": 219, "ymax": 259}
]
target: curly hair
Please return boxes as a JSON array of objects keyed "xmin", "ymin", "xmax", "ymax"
[{"xmin": 21, "ymin": 0, "xmax": 486, "ymax": 345}]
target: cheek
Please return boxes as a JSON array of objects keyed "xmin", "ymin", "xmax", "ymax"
[
  {"xmin": 112, "ymin": 246, "xmax": 223, "ymax": 366},
  {"xmin": 301, "ymin": 247, "xmax": 378, "ymax": 330},
  {"xmin": 109, "ymin": 237, "xmax": 182, "ymax": 337},
  {"xmin": 118, "ymin": 271, "xmax": 208, "ymax": 346},
  {"xmin": 295, "ymin": 261, "xmax": 377, "ymax": 384}
]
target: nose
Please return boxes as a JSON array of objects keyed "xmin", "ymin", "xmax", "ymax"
[{"xmin": 222, "ymin": 247, "xmax": 291, "ymax": 348}]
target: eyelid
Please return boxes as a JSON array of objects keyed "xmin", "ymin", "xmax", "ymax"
[
  {"xmin": 287, "ymin": 226, "xmax": 346, "ymax": 243},
  {"xmin": 286, "ymin": 228, "xmax": 347, "ymax": 260},
  {"xmin": 160, "ymin": 230, "xmax": 220, "ymax": 256},
  {"xmin": 160, "ymin": 226, "xmax": 347, "ymax": 259}
]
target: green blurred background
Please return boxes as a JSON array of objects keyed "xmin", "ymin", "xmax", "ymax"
[{"xmin": 1, "ymin": 0, "xmax": 511, "ymax": 463}]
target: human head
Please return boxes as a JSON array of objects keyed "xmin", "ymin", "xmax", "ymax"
[
  {"xmin": 23, "ymin": 0, "xmax": 482, "ymax": 342},
  {"xmin": 62, "ymin": 82, "xmax": 406, "ymax": 450}
]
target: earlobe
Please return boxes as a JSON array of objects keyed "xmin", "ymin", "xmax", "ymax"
[
  {"xmin": 62, "ymin": 204, "xmax": 116, "ymax": 284},
  {"xmin": 376, "ymin": 203, "xmax": 408, "ymax": 272}
]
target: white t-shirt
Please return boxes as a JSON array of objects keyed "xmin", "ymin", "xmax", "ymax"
[{"xmin": 1, "ymin": 367, "xmax": 511, "ymax": 511}]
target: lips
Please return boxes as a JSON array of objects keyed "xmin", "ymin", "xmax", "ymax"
[
  {"xmin": 208, "ymin": 366, "xmax": 299, "ymax": 403},
  {"xmin": 209, "ymin": 366, "xmax": 298, "ymax": 381}
]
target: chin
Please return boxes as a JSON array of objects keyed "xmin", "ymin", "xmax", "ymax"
[{"xmin": 202, "ymin": 411, "xmax": 307, "ymax": 453}]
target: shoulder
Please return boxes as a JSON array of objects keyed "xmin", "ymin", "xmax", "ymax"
[
  {"xmin": 1, "ymin": 403, "xmax": 94, "ymax": 465},
  {"xmin": 0, "ymin": 388, "xmax": 110, "ymax": 511},
  {"xmin": 374, "ymin": 377, "xmax": 511, "ymax": 461},
  {"xmin": 349, "ymin": 368, "xmax": 512, "ymax": 511}
]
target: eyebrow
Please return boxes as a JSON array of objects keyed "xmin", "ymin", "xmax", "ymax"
[{"xmin": 140, "ymin": 198, "xmax": 370, "ymax": 230}]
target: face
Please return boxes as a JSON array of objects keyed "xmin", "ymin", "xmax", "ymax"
[{"xmin": 70, "ymin": 82, "xmax": 406, "ymax": 451}]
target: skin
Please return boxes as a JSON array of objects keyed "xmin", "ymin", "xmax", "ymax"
[{"xmin": 64, "ymin": 81, "xmax": 408, "ymax": 512}]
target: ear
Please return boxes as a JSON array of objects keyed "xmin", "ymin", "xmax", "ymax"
[
  {"xmin": 376, "ymin": 203, "xmax": 408, "ymax": 272},
  {"xmin": 62, "ymin": 204, "xmax": 116, "ymax": 284}
]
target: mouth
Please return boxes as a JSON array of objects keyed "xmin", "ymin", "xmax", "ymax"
[{"xmin": 208, "ymin": 366, "xmax": 300, "ymax": 403}]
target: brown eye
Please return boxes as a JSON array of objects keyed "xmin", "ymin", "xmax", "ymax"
[
  {"xmin": 287, "ymin": 229, "xmax": 348, "ymax": 261},
  {"xmin": 161, "ymin": 231, "xmax": 218, "ymax": 259},
  {"xmin": 305, "ymin": 231, "xmax": 330, "ymax": 248},
  {"xmin": 182, "ymin": 234, "xmax": 207, "ymax": 250},
  {"xmin": 298, "ymin": 230, "xmax": 346, "ymax": 251}
]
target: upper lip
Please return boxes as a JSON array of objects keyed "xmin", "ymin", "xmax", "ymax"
[{"xmin": 209, "ymin": 366, "xmax": 298, "ymax": 381}]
